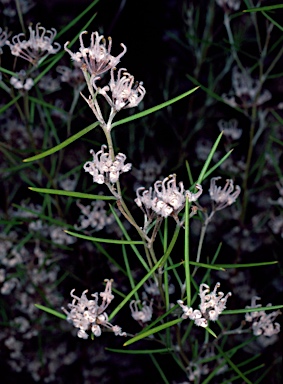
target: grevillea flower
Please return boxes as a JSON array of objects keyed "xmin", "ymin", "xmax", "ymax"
[
  {"xmin": 62, "ymin": 279, "xmax": 126, "ymax": 339},
  {"xmin": 209, "ymin": 177, "xmax": 241, "ymax": 211},
  {"xmin": 83, "ymin": 144, "xmax": 132, "ymax": 184},
  {"xmin": 6, "ymin": 23, "xmax": 60, "ymax": 65},
  {"xmin": 178, "ymin": 282, "xmax": 231, "ymax": 327},
  {"xmin": 97, "ymin": 67, "xmax": 146, "ymax": 111},
  {"xmin": 245, "ymin": 296, "xmax": 281, "ymax": 337},
  {"xmin": 64, "ymin": 31, "xmax": 127, "ymax": 77},
  {"xmin": 135, "ymin": 174, "xmax": 202, "ymax": 218}
]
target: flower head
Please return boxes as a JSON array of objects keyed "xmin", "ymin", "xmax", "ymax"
[
  {"xmin": 62, "ymin": 279, "xmax": 126, "ymax": 339},
  {"xmin": 130, "ymin": 299, "xmax": 153, "ymax": 324},
  {"xmin": 177, "ymin": 282, "xmax": 231, "ymax": 327},
  {"xmin": 245, "ymin": 296, "xmax": 281, "ymax": 337},
  {"xmin": 64, "ymin": 31, "xmax": 127, "ymax": 77},
  {"xmin": 209, "ymin": 176, "xmax": 241, "ymax": 210},
  {"xmin": 83, "ymin": 144, "xmax": 132, "ymax": 185},
  {"xmin": 97, "ymin": 67, "xmax": 146, "ymax": 111},
  {"xmin": 6, "ymin": 23, "xmax": 60, "ymax": 65},
  {"xmin": 199, "ymin": 282, "xmax": 231, "ymax": 321},
  {"xmin": 135, "ymin": 174, "xmax": 202, "ymax": 219}
]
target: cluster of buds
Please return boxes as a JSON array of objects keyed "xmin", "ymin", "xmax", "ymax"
[
  {"xmin": 245, "ymin": 296, "xmax": 281, "ymax": 337},
  {"xmin": 178, "ymin": 282, "xmax": 231, "ymax": 328},
  {"xmin": 209, "ymin": 176, "xmax": 241, "ymax": 211},
  {"xmin": 135, "ymin": 174, "xmax": 202, "ymax": 219},
  {"xmin": 62, "ymin": 279, "xmax": 126, "ymax": 339},
  {"xmin": 83, "ymin": 144, "xmax": 132, "ymax": 185},
  {"xmin": 6, "ymin": 23, "xmax": 60, "ymax": 65},
  {"xmin": 10, "ymin": 69, "xmax": 34, "ymax": 91}
]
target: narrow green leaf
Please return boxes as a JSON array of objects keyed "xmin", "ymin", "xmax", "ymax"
[
  {"xmin": 109, "ymin": 205, "xmax": 150, "ymax": 272},
  {"xmin": 56, "ymin": 0, "xmax": 100, "ymax": 38},
  {"xmin": 23, "ymin": 88, "xmax": 198, "ymax": 163},
  {"xmin": 35, "ymin": 304, "xmax": 66, "ymax": 320},
  {"xmin": 186, "ymin": 74, "xmax": 245, "ymax": 114},
  {"xmin": 0, "ymin": 66, "xmax": 18, "ymax": 76},
  {"xmin": 223, "ymin": 304, "xmax": 283, "ymax": 315},
  {"xmin": 243, "ymin": 5, "xmax": 283, "ymax": 12},
  {"xmin": 215, "ymin": 344, "xmax": 253, "ymax": 384},
  {"xmin": 124, "ymin": 319, "xmax": 216, "ymax": 347},
  {"xmin": 197, "ymin": 132, "xmax": 224, "ymax": 184},
  {"xmin": 262, "ymin": 11, "xmax": 283, "ymax": 32},
  {"xmin": 111, "ymin": 87, "xmax": 200, "ymax": 129},
  {"xmin": 203, "ymin": 150, "xmax": 233, "ymax": 179},
  {"xmin": 108, "ymin": 253, "xmax": 167, "ymax": 321},
  {"xmin": 123, "ymin": 319, "xmax": 183, "ymax": 346},
  {"xmin": 23, "ymin": 121, "xmax": 100, "ymax": 162},
  {"xmin": 106, "ymin": 347, "xmax": 173, "ymax": 354},
  {"xmin": 214, "ymin": 261, "xmax": 278, "ymax": 268},
  {"xmin": 150, "ymin": 354, "xmax": 170, "ymax": 384},
  {"xmin": 64, "ymin": 230, "xmax": 144, "ymax": 244},
  {"xmin": 0, "ymin": 94, "xmax": 21, "ymax": 115},
  {"xmin": 205, "ymin": 327, "xmax": 217, "ymax": 338},
  {"xmin": 165, "ymin": 261, "xmax": 225, "ymax": 272},
  {"xmin": 28, "ymin": 187, "xmax": 116, "ymax": 200}
]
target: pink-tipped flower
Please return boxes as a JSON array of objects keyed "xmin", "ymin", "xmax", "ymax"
[
  {"xmin": 97, "ymin": 67, "xmax": 146, "ymax": 111},
  {"xmin": 6, "ymin": 23, "xmax": 60, "ymax": 65},
  {"xmin": 209, "ymin": 176, "xmax": 241, "ymax": 211},
  {"xmin": 64, "ymin": 31, "xmax": 127, "ymax": 77}
]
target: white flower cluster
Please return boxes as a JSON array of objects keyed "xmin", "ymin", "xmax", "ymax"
[
  {"xmin": 97, "ymin": 67, "xmax": 146, "ymax": 112},
  {"xmin": 75, "ymin": 200, "xmax": 115, "ymax": 231},
  {"xmin": 215, "ymin": 0, "xmax": 241, "ymax": 11},
  {"xmin": 218, "ymin": 119, "xmax": 242, "ymax": 140},
  {"xmin": 223, "ymin": 67, "xmax": 271, "ymax": 108},
  {"xmin": 245, "ymin": 296, "xmax": 281, "ymax": 337},
  {"xmin": 178, "ymin": 282, "xmax": 231, "ymax": 328},
  {"xmin": 209, "ymin": 176, "xmax": 241, "ymax": 211},
  {"xmin": 83, "ymin": 144, "xmax": 132, "ymax": 184},
  {"xmin": 6, "ymin": 23, "xmax": 60, "ymax": 65},
  {"xmin": 64, "ymin": 31, "xmax": 146, "ymax": 124},
  {"xmin": 64, "ymin": 31, "xmax": 127, "ymax": 77},
  {"xmin": 130, "ymin": 299, "xmax": 153, "ymax": 324},
  {"xmin": 62, "ymin": 279, "xmax": 126, "ymax": 340},
  {"xmin": 135, "ymin": 174, "xmax": 202, "ymax": 219}
]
